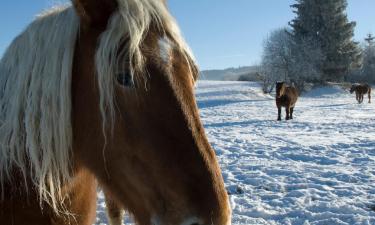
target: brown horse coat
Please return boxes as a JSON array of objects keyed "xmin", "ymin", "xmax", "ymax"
[
  {"xmin": 275, "ymin": 82, "xmax": 299, "ymax": 121},
  {"xmin": 350, "ymin": 83, "xmax": 371, "ymax": 104},
  {"xmin": 0, "ymin": 1, "xmax": 231, "ymax": 225}
]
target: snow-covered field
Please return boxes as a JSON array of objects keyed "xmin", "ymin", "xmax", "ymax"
[{"xmin": 96, "ymin": 81, "xmax": 375, "ymax": 225}]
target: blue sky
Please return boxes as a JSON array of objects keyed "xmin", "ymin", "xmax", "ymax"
[{"xmin": 1, "ymin": 1, "xmax": 374, "ymax": 70}]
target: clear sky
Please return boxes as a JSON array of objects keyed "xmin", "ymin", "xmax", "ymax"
[{"xmin": 1, "ymin": 0, "xmax": 374, "ymax": 70}]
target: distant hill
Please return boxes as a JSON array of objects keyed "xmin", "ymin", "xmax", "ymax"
[{"xmin": 200, "ymin": 66, "xmax": 260, "ymax": 81}]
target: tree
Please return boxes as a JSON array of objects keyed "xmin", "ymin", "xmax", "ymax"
[
  {"xmin": 260, "ymin": 28, "xmax": 293, "ymax": 93},
  {"xmin": 289, "ymin": 36, "xmax": 324, "ymax": 87},
  {"xmin": 365, "ymin": 33, "xmax": 375, "ymax": 45},
  {"xmin": 290, "ymin": 0, "xmax": 361, "ymax": 82},
  {"xmin": 361, "ymin": 34, "xmax": 375, "ymax": 83},
  {"xmin": 260, "ymin": 28, "xmax": 322, "ymax": 92}
]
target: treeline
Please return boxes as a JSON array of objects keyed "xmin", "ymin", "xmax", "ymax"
[{"xmin": 258, "ymin": 0, "xmax": 374, "ymax": 93}]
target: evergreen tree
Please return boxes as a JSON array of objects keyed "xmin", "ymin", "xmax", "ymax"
[
  {"xmin": 365, "ymin": 33, "xmax": 375, "ymax": 45},
  {"xmin": 362, "ymin": 34, "xmax": 375, "ymax": 83},
  {"xmin": 290, "ymin": 0, "xmax": 361, "ymax": 82}
]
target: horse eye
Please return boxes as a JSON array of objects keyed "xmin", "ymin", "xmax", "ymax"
[{"xmin": 116, "ymin": 72, "xmax": 135, "ymax": 88}]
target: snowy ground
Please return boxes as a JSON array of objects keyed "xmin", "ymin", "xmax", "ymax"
[{"xmin": 96, "ymin": 81, "xmax": 375, "ymax": 225}]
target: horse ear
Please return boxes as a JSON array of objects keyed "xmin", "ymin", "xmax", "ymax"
[{"xmin": 71, "ymin": 0, "xmax": 118, "ymax": 28}]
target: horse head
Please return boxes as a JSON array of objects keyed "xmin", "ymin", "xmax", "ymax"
[
  {"xmin": 71, "ymin": 0, "xmax": 231, "ymax": 224},
  {"xmin": 350, "ymin": 84, "xmax": 358, "ymax": 94},
  {"xmin": 276, "ymin": 81, "xmax": 286, "ymax": 98}
]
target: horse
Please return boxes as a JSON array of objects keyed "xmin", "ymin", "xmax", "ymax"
[
  {"xmin": 0, "ymin": 1, "xmax": 231, "ymax": 225},
  {"xmin": 275, "ymin": 81, "xmax": 299, "ymax": 121},
  {"xmin": 350, "ymin": 83, "xmax": 371, "ymax": 104}
]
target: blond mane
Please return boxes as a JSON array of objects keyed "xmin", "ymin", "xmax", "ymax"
[{"xmin": 0, "ymin": 0, "xmax": 195, "ymax": 213}]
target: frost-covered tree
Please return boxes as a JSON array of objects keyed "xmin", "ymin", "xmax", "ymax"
[
  {"xmin": 290, "ymin": 0, "xmax": 361, "ymax": 82},
  {"xmin": 361, "ymin": 34, "xmax": 375, "ymax": 83},
  {"xmin": 289, "ymin": 36, "xmax": 324, "ymax": 87},
  {"xmin": 365, "ymin": 33, "xmax": 375, "ymax": 45},
  {"xmin": 260, "ymin": 28, "xmax": 323, "ymax": 92},
  {"xmin": 260, "ymin": 28, "xmax": 293, "ymax": 93}
]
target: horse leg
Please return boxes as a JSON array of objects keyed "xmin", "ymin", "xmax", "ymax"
[
  {"xmin": 277, "ymin": 107, "xmax": 282, "ymax": 121},
  {"xmin": 358, "ymin": 94, "xmax": 361, "ymax": 103},
  {"xmin": 360, "ymin": 94, "xmax": 364, "ymax": 103},
  {"xmin": 369, "ymin": 91, "xmax": 371, "ymax": 103},
  {"xmin": 290, "ymin": 107, "xmax": 294, "ymax": 119},
  {"xmin": 104, "ymin": 190, "xmax": 125, "ymax": 225},
  {"xmin": 285, "ymin": 107, "xmax": 290, "ymax": 120}
]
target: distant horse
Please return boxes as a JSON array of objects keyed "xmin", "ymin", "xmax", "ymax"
[
  {"xmin": 0, "ymin": 1, "xmax": 231, "ymax": 225},
  {"xmin": 350, "ymin": 83, "xmax": 371, "ymax": 103},
  {"xmin": 275, "ymin": 82, "xmax": 299, "ymax": 121}
]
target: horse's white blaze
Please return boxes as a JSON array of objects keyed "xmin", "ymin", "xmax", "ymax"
[{"xmin": 158, "ymin": 37, "xmax": 172, "ymax": 64}]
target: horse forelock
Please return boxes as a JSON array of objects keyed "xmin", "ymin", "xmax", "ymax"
[
  {"xmin": 276, "ymin": 82, "xmax": 286, "ymax": 97},
  {"xmin": 96, "ymin": 0, "xmax": 197, "ymax": 132},
  {"xmin": 0, "ymin": 0, "xmax": 196, "ymax": 214}
]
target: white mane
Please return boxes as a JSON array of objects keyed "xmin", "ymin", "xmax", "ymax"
[
  {"xmin": 0, "ymin": 6, "xmax": 78, "ymax": 211},
  {"xmin": 0, "ymin": 0, "xmax": 195, "ymax": 213}
]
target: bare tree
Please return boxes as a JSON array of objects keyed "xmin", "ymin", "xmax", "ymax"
[
  {"xmin": 261, "ymin": 28, "xmax": 293, "ymax": 93},
  {"xmin": 261, "ymin": 27, "xmax": 323, "ymax": 93}
]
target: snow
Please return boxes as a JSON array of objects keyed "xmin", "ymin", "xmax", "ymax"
[{"xmin": 95, "ymin": 81, "xmax": 375, "ymax": 225}]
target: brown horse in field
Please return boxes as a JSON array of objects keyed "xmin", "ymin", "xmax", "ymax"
[
  {"xmin": 275, "ymin": 82, "xmax": 299, "ymax": 121},
  {"xmin": 350, "ymin": 83, "xmax": 371, "ymax": 104},
  {"xmin": 0, "ymin": 1, "xmax": 231, "ymax": 225}
]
